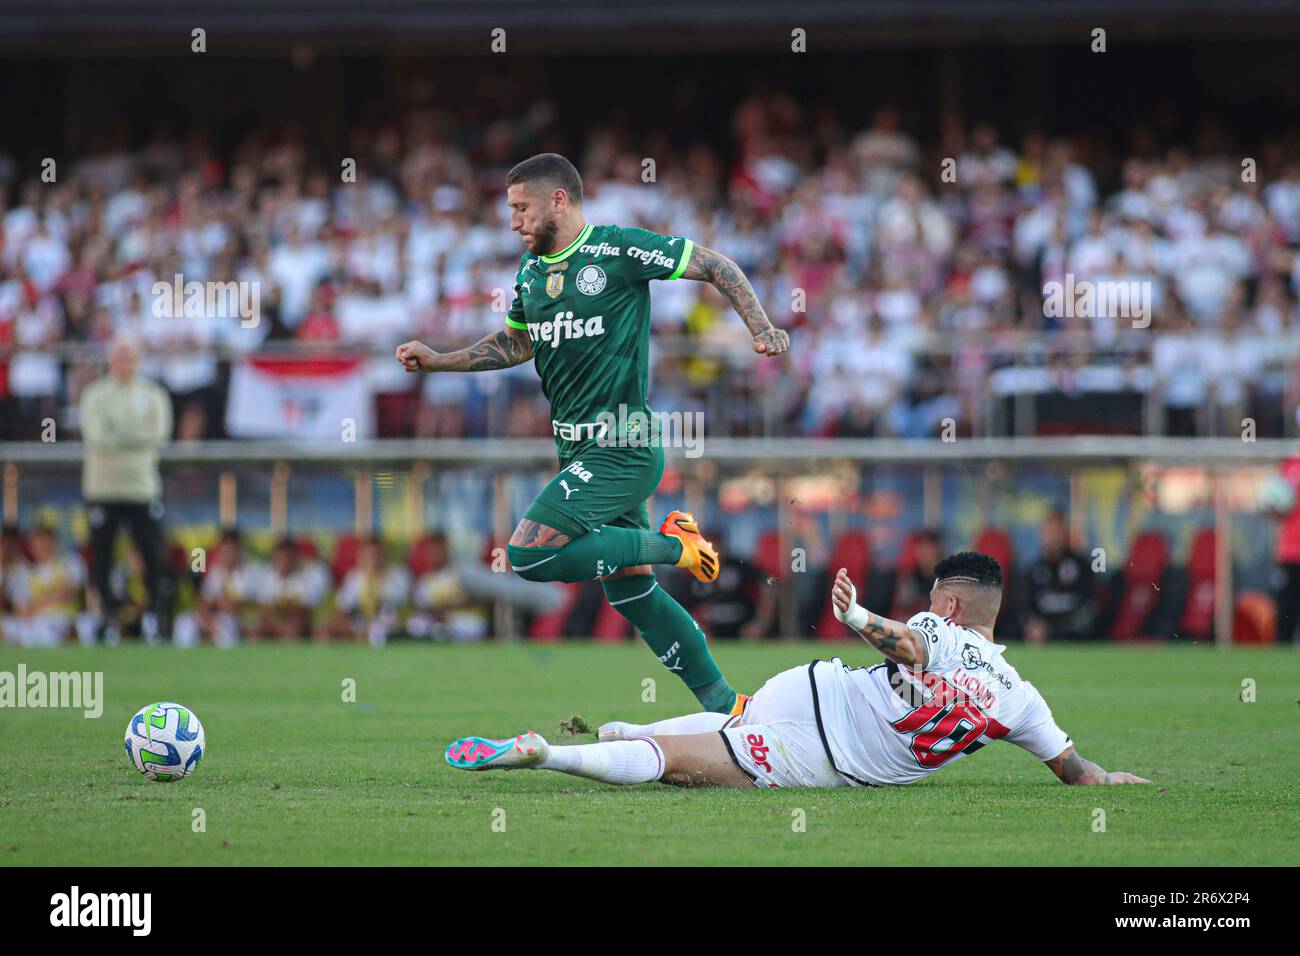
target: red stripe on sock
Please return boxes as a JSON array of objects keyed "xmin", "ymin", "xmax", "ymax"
[{"xmin": 633, "ymin": 736, "xmax": 663, "ymax": 779}]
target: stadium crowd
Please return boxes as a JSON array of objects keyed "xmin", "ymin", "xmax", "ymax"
[{"xmin": 2, "ymin": 92, "xmax": 1300, "ymax": 442}]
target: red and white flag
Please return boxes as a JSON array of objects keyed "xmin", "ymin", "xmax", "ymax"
[{"xmin": 226, "ymin": 357, "xmax": 374, "ymax": 440}]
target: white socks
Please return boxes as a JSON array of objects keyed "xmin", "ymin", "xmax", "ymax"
[
  {"xmin": 541, "ymin": 738, "xmax": 665, "ymax": 785},
  {"xmin": 609, "ymin": 712, "xmax": 730, "ymax": 738}
]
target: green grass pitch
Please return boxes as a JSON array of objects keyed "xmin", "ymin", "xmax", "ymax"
[{"xmin": 1, "ymin": 641, "xmax": 1296, "ymax": 866}]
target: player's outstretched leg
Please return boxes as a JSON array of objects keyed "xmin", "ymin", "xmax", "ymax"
[
  {"xmin": 598, "ymin": 710, "xmax": 731, "ymax": 742},
  {"xmin": 445, "ymin": 731, "xmax": 752, "ymax": 787},
  {"xmin": 505, "ymin": 511, "xmax": 718, "ymax": 583},
  {"xmin": 446, "ymin": 731, "xmax": 663, "ymax": 784}
]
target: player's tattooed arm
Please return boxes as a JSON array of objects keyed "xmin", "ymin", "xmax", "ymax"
[
  {"xmin": 396, "ymin": 327, "xmax": 533, "ymax": 373},
  {"xmin": 680, "ymin": 245, "xmax": 790, "ymax": 356},
  {"xmin": 858, "ymin": 613, "xmax": 930, "ymax": 670},
  {"xmin": 1045, "ymin": 747, "xmax": 1151, "ymax": 786},
  {"xmin": 830, "ymin": 568, "xmax": 928, "ymax": 668}
]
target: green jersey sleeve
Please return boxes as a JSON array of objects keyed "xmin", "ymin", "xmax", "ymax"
[
  {"xmin": 506, "ymin": 255, "xmax": 532, "ymax": 330},
  {"xmin": 617, "ymin": 227, "xmax": 694, "ymax": 282}
]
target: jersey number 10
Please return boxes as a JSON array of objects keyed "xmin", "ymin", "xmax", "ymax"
[{"xmin": 890, "ymin": 677, "xmax": 1011, "ymax": 768}]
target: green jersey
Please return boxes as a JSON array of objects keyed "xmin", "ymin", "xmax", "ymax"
[{"xmin": 505, "ymin": 222, "xmax": 694, "ymax": 460}]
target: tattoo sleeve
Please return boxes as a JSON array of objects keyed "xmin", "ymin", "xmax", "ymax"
[
  {"xmin": 1046, "ymin": 749, "xmax": 1110, "ymax": 785},
  {"xmin": 682, "ymin": 245, "xmax": 788, "ymax": 354},
  {"xmin": 856, "ymin": 611, "xmax": 929, "ymax": 670},
  {"xmin": 437, "ymin": 328, "xmax": 534, "ymax": 372}
]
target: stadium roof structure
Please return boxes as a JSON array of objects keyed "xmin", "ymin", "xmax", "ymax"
[{"xmin": 4, "ymin": 0, "xmax": 1300, "ymax": 53}]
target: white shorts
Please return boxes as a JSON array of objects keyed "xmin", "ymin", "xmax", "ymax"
[{"xmin": 719, "ymin": 663, "xmax": 849, "ymax": 789}]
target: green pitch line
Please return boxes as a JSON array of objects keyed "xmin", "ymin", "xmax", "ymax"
[{"xmin": 0, "ymin": 642, "xmax": 1296, "ymax": 866}]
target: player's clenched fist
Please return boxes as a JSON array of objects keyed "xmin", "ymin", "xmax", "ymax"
[
  {"xmin": 396, "ymin": 341, "xmax": 438, "ymax": 372},
  {"xmin": 752, "ymin": 326, "xmax": 790, "ymax": 357}
]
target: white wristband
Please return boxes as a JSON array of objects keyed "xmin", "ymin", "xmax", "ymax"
[{"xmin": 845, "ymin": 604, "xmax": 870, "ymax": 632}]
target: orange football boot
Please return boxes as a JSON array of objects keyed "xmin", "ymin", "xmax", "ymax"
[{"xmin": 659, "ymin": 510, "xmax": 720, "ymax": 583}]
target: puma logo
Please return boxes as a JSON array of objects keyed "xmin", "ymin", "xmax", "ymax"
[{"xmin": 560, "ymin": 479, "xmax": 578, "ymax": 500}]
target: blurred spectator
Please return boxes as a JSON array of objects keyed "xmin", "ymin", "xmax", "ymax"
[
  {"xmin": 1021, "ymin": 510, "xmax": 1096, "ymax": 643},
  {"xmin": 320, "ymin": 536, "xmax": 410, "ymax": 645},
  {"xmin": 406, "ymin": 531, "xmax": 491, "ymax": 642},
  {"xmin": 1, "ymin": 527, "xmax": 87, "ymax": 647},
  {"xmin": 0, "ymin": 526, "xmax": 28, "ymax": 623},
  {"xmin": 258, "ymin": 538, "xmax": 330, "ymax": 642},
  {"xmin": 174, "ymin": 530, "xmax": 261, "ymax": 647}
]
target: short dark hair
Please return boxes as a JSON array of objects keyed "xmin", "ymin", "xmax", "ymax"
[
  {"xmin": 506, "ymin": 153, "xmax": 583, "ymax": 206},
  {"xmin": 934, "ymin": 550, "xmax": 1003, "ymax": 590}
]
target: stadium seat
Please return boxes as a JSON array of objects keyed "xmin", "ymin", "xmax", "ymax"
[
  {"xmin": 528, "ymin": 582, "xmax": 582, "ymax": 642},
  {"xmin": 815, "ymin": 531, "xmax": 872, "ymax": 640},
  {"xmin": 754, "ymin": 530, "xmax": 784, "ymax": 581},
  {"xmin": 407, "ymin": 535, "xmax": 440, "ymax": 578},
  {"xmin": 974, "ymin": 527, "xmax": 1013, "ymax": 580},
  {"xmin": 329, "ymin": 533, "xmax": 362, "ymax": 585},
  {"xmin": 1177, "ymin": 529, "xmax": 1217, "ymax": 641},
  {"xmin": 895, "ymin": 532, "xmax": 920, "ymax": 578},
  {"xmin": 591, "ymin": 599, "xmax": 631, "ymax": 643},
  {"xmin": 1108, "ymin": 530, "xmax": 1169, "ymax": 641},
  {"xmin": 887, "ymin": 531, "xmax": 927, "ymax": 621},
  {"xmin": 974, "ymin": 526, "xmax": 1018, "ymax": 638}
]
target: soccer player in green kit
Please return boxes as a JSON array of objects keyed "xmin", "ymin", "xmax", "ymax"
[{"xmin": 396, "ymin": 153, "xmax": 789, "ymax": 714}]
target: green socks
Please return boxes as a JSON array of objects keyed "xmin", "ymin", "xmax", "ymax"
[
  {"xmin": 601, "ymin": 573, "xmax": 738, "ymax": 714},
  {"xmin": 506, "ymin": 531, "xmax": 736, "ymax": 713},
  {"xmin": 507, "ymin": 528, "xmax": 682, "ymax": 583}
]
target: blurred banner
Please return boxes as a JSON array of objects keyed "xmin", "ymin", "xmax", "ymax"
[{"xmin": 226, "ymin": 357, "xmax": 373, "ymax": 440}]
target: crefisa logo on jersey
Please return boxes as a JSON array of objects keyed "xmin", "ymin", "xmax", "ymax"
[
  {"xmin": 626, "ymin": 246, "xmax": 675, "ymax": 270},
  {"xmin": 579, "ymin": 242, "xmax": 621, "ymax": 257},
  {"xmin": 576, "ymin": 264, "xmax": 606, "ymax": 295},
  {"xmin": 528, "ymin": 311, "xmax": 605, "ymax": 349}
]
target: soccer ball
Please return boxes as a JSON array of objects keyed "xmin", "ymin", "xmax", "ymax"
[{"xmin": 124, "ymin": 701, "xmax": 205, "ymax": 782}]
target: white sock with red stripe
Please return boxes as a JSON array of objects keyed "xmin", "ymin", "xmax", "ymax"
[{"xmin": 540, "ymin": 738, "xmax": 665, "ymax": 784}]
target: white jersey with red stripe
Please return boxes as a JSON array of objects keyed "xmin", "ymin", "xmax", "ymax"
[{"xmin": 810, "ymin": 612, "xmax": 1072, "ymax": 786}]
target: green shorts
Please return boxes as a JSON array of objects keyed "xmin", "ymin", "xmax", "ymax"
[{"xmin": 523, "ymin": 443, "xmax": 665, "ymax": 539}]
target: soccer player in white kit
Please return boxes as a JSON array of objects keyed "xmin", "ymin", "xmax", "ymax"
[{"xmin": 445, "ymin": 551, "xmax": 1151, "ymax": 788}]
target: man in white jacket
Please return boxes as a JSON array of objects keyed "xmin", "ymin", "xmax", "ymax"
[{"xmin": 80, "ymin": 336, "xmax": 172, "ymax": 643}]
